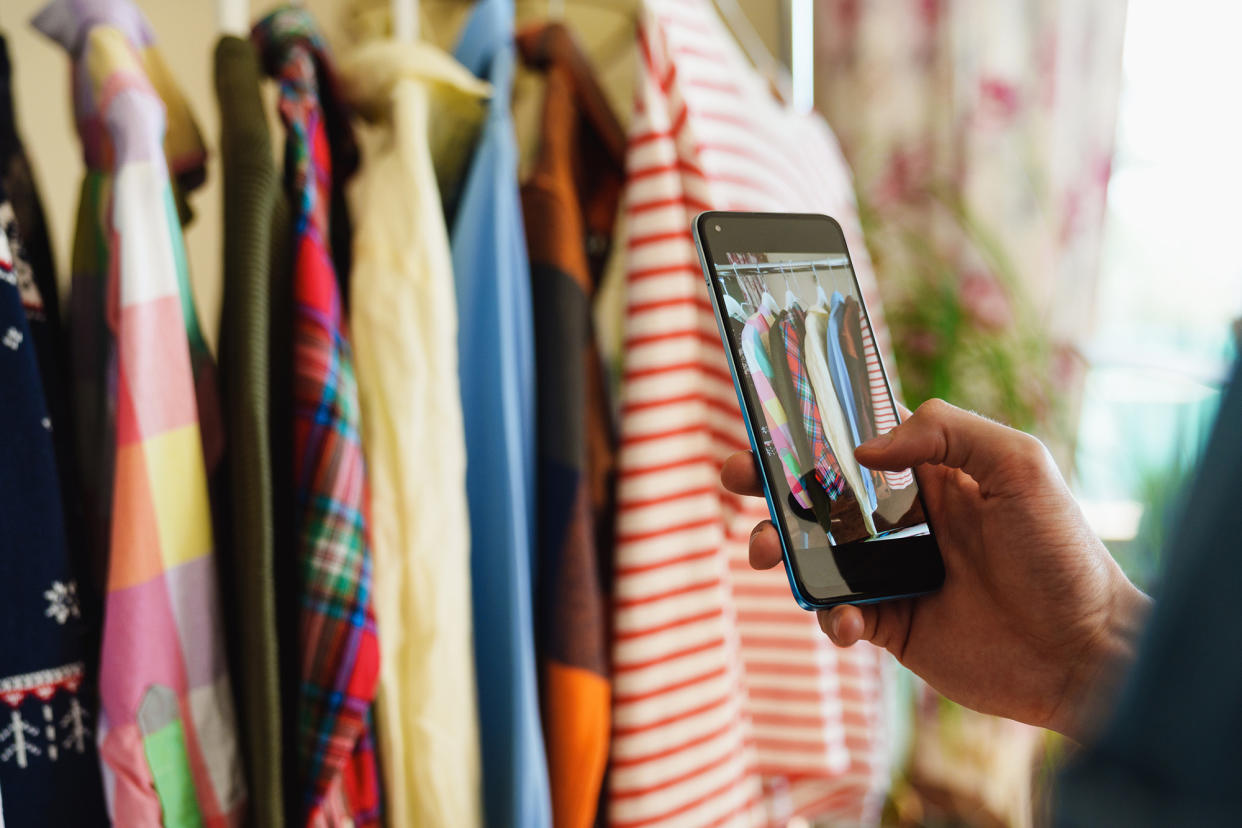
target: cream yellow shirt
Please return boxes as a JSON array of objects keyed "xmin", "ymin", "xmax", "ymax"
[
  {"xmin": 339, "ymin": 39, "xmax": 490, "ymax": 828},
  {"xmin": 805, "ymin": 307, "xmax": 878, "ymax": 538}
]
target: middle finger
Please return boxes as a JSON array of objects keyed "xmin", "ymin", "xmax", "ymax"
[{"xmin": 749, "ymin": 520, "xmax": 783, "ymax": 570}]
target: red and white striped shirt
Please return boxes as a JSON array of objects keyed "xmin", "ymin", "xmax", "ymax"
[{"xmin": 609, "ymin": 2, "xmax": 903, "ymax": 825}]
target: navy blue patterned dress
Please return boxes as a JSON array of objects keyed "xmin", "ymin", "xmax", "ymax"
[{"xmin": 0, "ymin": 199, "xmax": 106, "ymax": 825}]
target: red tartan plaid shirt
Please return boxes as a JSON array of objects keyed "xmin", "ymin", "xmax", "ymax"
[
  {"xmin": 779, "ymin": 306, "xmax": 847, "ymax": 501},
  {"xmin": 254, "ymin": 9, "xmax": 382, "ymax": 825}
]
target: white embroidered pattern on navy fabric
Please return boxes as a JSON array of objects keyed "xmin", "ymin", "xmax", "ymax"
[{"xmin": 44, "ymin": 581, "xmax": 80, "ymax": 625}]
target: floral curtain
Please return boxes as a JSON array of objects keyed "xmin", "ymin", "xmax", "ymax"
[
  {"xmin": 813, "ymin": 0, "xmax": 1128, "ymax": 452},
  {"xmin": 812, "ymin": 3, "xmax": 1129, "ymax": 824}
]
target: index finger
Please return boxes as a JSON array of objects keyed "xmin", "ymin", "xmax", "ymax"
[{"xmin": 855, "ymin": 398, "xmax": 1051, "ymax": 497}]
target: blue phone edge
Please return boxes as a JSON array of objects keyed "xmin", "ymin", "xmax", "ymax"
[{"xmin": 691, "ymin": 212, "xmax": 937, "ymax": 612}]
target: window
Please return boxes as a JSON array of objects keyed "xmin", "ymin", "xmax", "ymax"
[{"xmin": 1075, "ymin": 0, "xmax": 1242, "ymax": 585}]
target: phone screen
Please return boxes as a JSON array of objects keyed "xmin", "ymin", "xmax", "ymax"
[{"xmin": 697, "ymin": 213, "xmax": 942, "ymax": 605}]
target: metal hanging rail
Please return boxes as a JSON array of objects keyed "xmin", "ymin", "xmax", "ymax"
[{"xmin": 716, "ymin": 255, "xmax": 851, "ymax": 275}]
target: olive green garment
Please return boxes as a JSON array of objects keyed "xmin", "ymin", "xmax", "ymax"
[{"xmin": 214, "ymin": 34, "xmax": 293, "ymax": 828}]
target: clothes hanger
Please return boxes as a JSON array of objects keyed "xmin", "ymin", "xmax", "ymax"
[
  {"xmin": 711, "ymin": 0, "xmax": 793, "ymax": 106},
  {"xmin": 781, "ymin": 262, "xmax": 799, "ymax": 310},
  {"xmin": 513, "ymin": 0, "xmax": 636, "ymax": 97},
  {"xmin": 758, "ymin": 267, "xmax": 778, "ymax": 315},
  {"xmin": 724, "ymin": 292, "xmax": 746, "ymax": 322},
  {"xmin": 737, "ymin": 270, "xmax": 754, "ymax": 309},
  {"xmin": 392, "ymin": 0, "xmax": 418, "ymax": 41},
  {"xmin": 515, "ymin": 18, "xmax": 625, "ymax": 165},
  {"xmin": 811, "ymin": 262, "xmax": 829, "ymax": 307},
  {"xmin": 216, "ymin": 0, "xmax": 248, "ymax": 36}
]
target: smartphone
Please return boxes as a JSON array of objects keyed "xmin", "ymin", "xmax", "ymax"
[{"xmin": 693, "ymin": 211, "xmax": 944, "ymax": 609}]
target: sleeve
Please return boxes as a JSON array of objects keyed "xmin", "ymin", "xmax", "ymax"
[
  {"xmin": 1055, "ymin": 359, "xmax": 1242, "ymax": 827},
  {"xmin": 740, "ymin": 316, "xmax": 812, "ymax": 510}
]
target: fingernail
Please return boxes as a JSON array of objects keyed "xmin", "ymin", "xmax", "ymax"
[
  {"xmin": 817, "ymin": 611, "xmax": 843, "ymax": 641},
  {"xmin": 857, "ymin": 432, "xmax": 894, "ymax": 453},
  {"xmin": 750, "ymin": 521, "xmax": 768, "ymax": 539}
]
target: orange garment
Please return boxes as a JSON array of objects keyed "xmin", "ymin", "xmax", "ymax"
[{"xmin": 518, "ymin": 22, "xmax": 623, "ymax": 828}]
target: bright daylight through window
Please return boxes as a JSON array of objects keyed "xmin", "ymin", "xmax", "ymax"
[{"xmin": 1075, "ymin": 0, "xmax": 1242, "ymax": 585}]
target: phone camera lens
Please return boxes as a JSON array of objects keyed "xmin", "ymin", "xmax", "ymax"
[{"xmin": 714, "ymin": 224, "xmax": 722, "ymax": 232}]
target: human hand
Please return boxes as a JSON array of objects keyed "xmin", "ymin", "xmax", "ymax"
[{"xmin": 721, "ymin": 399, "xmax": 1151, "ymax": 740}]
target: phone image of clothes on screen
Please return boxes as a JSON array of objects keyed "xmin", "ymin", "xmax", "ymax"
[{"xmin": 717, "ymin": 251, "xmax": 927, "ymax": 548}]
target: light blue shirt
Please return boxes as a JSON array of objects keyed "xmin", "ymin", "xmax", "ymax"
[{"xmin": 451, "ymin": 1, "xmax": 551, "ymax": 826}]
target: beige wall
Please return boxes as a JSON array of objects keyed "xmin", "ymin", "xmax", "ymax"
[{"xmin": 6, "ymin": 0, "xmax": 784, "ymax": 353}]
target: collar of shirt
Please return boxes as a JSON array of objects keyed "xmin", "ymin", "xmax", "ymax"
[
  {"xmin": 33, "ymin": 0, "xmax": 207, "ymax": 205},
  {"xmin": 342, "ymin": 38, "xmax": 491, "ymax": 213}
]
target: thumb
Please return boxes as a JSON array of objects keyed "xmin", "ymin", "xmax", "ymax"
[{"xmin": 854, "ymin": 398, "xmax": 1052, "ymax": 496}]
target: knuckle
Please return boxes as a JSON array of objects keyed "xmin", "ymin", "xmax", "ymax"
[
  {"xmin": 914, "ymin": 398, "xmax": 950, "ymax": 421},
  {"xmin": 1013, "ymin": 433, "xmax": 1053, "ymax": 471}
]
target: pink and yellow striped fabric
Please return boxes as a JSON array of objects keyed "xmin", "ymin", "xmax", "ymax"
[
  {"xmin": 36, "ymin": 2, "xmax": 246, "ymax": 823},
  {"xmin": 609, "ymin": 1, "xmax": 898, "ymax": 825},
  {"xmin": 739, "ymin": 310, "xmax": 812, "ymax": 510}
]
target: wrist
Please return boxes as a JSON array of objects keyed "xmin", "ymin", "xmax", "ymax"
[{"xmin": 1050, "ymin": 571, "xmax": 1152, "ymax": 741}]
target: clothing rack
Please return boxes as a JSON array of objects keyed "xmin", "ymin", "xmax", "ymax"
[
  {"xmin": 789, "ymin": 0, "xmax": 813, "ymax": 112},
  {"xmin": 216, "ymin": 0, "xmax": 248, "ymax": 36},
  {"xmin": 374, "ymin": 0, "xmax": 809, "ymax": 114},
  {"xmin": 717, "ymin": 255, "xmax": 850, "ymax": 274},
  {"xmin": 722, "ymin": 256, "xmax": 857, "ymax": 316},
  {"xmin": 0, "ymin": 1, "xmax": 892, "ymax": 824},
  {"xmin": 392, "ymin": 0, "xmax": 417, "ymax": 41}
]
